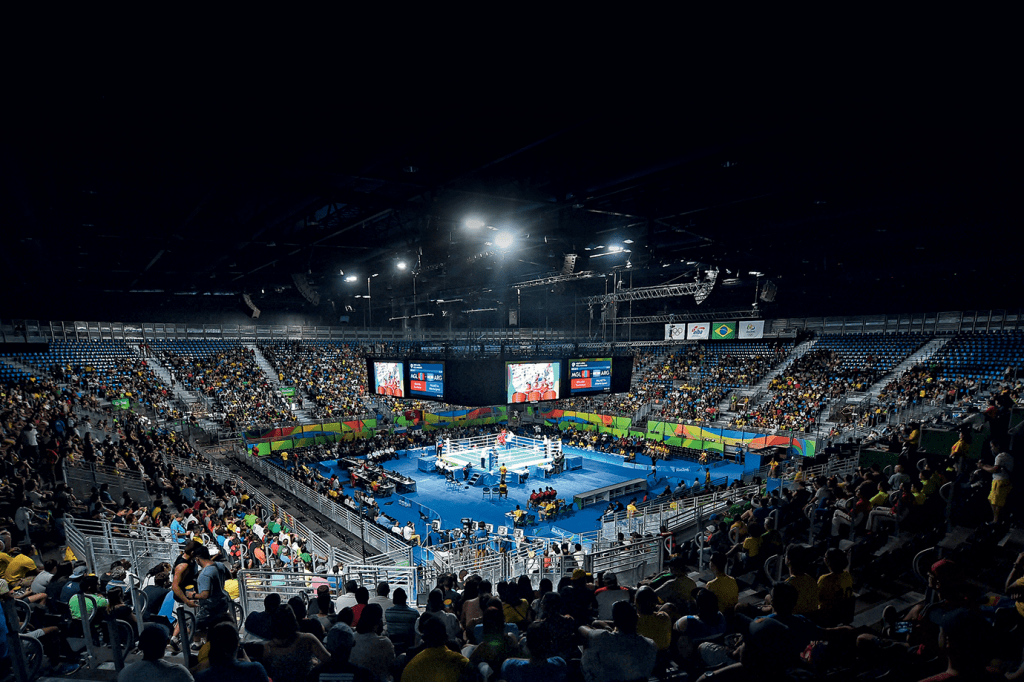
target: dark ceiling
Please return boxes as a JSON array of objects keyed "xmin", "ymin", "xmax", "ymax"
[{"xmin": 2, "ymin": 62, "xmax": 1019, "ymax": 331}]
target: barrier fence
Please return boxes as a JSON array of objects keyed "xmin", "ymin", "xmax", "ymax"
[
  {"xmin": 63, "ymin": 460, "xmax": 151, "ymax": 506},
  {"xmin": 65, "ymin": 518, "xmax": 180, "ymax": 578},
  {"xmin": 237, "ymin": 448, "xmax": 413, "ymax": 564}
]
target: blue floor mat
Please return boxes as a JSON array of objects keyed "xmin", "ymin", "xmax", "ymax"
[{"xmin": 297, "ymin": 450, "xmax": 748, "ymax": 540}]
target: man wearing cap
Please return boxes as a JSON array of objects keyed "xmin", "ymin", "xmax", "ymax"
[
  {"xmin": 60, "ymin": 564, "xmax": 89, "ymax": 603},
  {"xmin": 118, "ymin": 623, "xmax": 194, "ymax": 682},
  {"xmin": 856, "ymin": 559, "xmax": 971, "ymax": 664}
]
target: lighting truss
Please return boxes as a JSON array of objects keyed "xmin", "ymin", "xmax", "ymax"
[
  {"xmin": 580, "ymin": 270, "xmax": 718, "ymax": 305},
  {"xmin": 611, "ymin": 308, "xmax": 759, "ymax": 325},
  {"xmin": 511, "ymin": 271, "xmax": 598, "ymax": 288}
]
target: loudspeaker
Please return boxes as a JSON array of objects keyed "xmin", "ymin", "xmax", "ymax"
[{"xmin": 242, "ymin": 293, "xmax": 261, "ymax": 319}]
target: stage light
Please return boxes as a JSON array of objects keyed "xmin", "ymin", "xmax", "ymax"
[
  {"xmin": 345, "ymin": 275, "xmax": 358, "ymax": 282},
  {"xmin": 397, "ymin": 261, "xmax": 407, "ymax": 270},
  {"xmin": 495, "ymin": 233, "xmax": 513, "ymax": 249},
  {"xmin": 465, "ymin": 219, "xmax": 485, "ymax": 229},
  {"xmin": 623, "ymin": 239, "xmax": 634, "ymax": 244}
]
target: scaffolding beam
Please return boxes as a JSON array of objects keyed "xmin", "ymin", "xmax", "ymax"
[
  {"xmin": 511, "ymin": 271, "xmax": 599, "ymax": 288},
  {"xmin": 612, "ymin": 308, "xmax": 760, "ymax": 325}
]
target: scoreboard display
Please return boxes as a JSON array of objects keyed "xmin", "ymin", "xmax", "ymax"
[
  {"xmin": 569, "ymin": 358, "xmax": 612, "ymax": 395},
  {"xmin": 409, "ymin": 361, "xmax": 445, "ymax": 399}
]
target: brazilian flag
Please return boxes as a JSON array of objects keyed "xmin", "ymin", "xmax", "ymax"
[{"xmin": 712, "ymin": 321, "xmax": 736, "ymax": 340}]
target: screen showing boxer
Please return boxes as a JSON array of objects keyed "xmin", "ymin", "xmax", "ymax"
[
  {"xmin": 506, "ymin": 360, "xmax": 560, "ymax": 403},
  {"xmin": 373, "ymin": 361, "xmax": 405, "ymax": 397}
]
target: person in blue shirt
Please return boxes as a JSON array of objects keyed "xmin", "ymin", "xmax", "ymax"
[{"xmin": 169, "ymin": 514, "xmax": 187, "ymax": 544}]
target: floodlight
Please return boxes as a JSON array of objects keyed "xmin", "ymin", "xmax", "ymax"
[
  {"xmin": 466, "ymin": 219, "xmax": 485, "ymax": 229},
  {"xmin": 397, "ymin": 261, "xmax": 407, "ymax": 270},
  {"xmin": 345, "ymin": 275, "xmax": 358, "ymax": 282},
  {"xmin": 495, "ymin": 232, "xmax": 513, "ymax": 249}
]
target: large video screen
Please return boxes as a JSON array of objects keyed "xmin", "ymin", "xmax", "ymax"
[
  {"xmin": 506, "ymin": 361, "xmax": 561, "ymax": 403},
  {"xmin": 569, "ymin": 357, "xmax": 612, "ymax": 395},
  {"xmin": 372, "ymin": 361, "xmax": 405, "ymax": 397},
  {"xmin": 409, "ymin": 361, "xmax": 444, "ymax": 400}
]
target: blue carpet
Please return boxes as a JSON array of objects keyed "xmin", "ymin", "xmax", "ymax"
[{"xmin": 293, "ymin": 449, "xmax": 749, "ymax": 542}]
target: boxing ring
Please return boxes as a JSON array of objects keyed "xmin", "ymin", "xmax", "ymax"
[{"xmin": 436, "ymin": 433, "xmax": 561, "ymax": 475}]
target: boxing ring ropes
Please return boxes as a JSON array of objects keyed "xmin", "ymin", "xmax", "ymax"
[{"xmin": 435, "ymin": 432, "xmax": 561, "ymax": 475}]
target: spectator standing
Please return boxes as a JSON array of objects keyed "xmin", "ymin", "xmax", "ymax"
[
  {"xmin": 191, "ymin": 544, "xmax": 233, "ymax": 641},
  {"xmin": 979, "ymin": 440, "xmax": 1013, "ymax": 525}
]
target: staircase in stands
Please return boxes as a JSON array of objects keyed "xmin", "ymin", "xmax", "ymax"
[
  {"xmin": 714, "ymin": 337, "xmax": 819, "ymax": 423},
  {"xmin": 132, "ymin": 349, "xmax": 222, "ymax": 432},
  {"xmin": 246, "ymin": 343, "xmax": 314, "ymax": 424}
]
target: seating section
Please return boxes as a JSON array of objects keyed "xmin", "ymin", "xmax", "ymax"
[
  {"xmin": 4, "ymin": 341, "xmax": 172, "ymax": 412},
  {"xmin": 734, "ymin": 334, "xmax": 928, "ymax": 432},
  {"xmin": 150, "ymin": 340, "xmax": 291, "ymax": 427},
  {"xmin": 929, "ymin": 330, "xmax": 1024, "ymax": 383},
  {"xmin": 260, "ymin": 341, "xmax": 369, "ymax": 420},
  {"xmin": 652, "ymin": 341, "xmax": 795, "ymax": 424}
]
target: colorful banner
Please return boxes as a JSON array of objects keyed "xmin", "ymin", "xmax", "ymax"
[
  {"xmin": 415, "ymin": 406, "xmax": 508, "ymax": 431},
  {"xmin": 665, "ymin": 323, "xmax": 687, "ymax": 341},
  {"xmin": 280, "ymin": 386, "xmax": 297, "ymax": 397},
  {"xmin": 111, "ymin": 398, "xmax": 131, "ymax": 410},
  {"xmin": 738, "ymin": 320, "xmax": 764, "ymax": 339},
  {"xmin": 687, "ymin": 322, "xmax": 710, "ymax": 340},
  {"xmin": 712, "ymin": 321, "xmax": 737, "ymax": 340},
  {"xmin": 243, "ymin": 418, "xmax": 377, "ymax": 444},
  {"xmin": 532, "ymin": 406, "xmax": 816, "ymax": 458}
]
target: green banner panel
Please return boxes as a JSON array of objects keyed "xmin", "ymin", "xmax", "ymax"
[{"xmin": 712, "ymin": 321, "xmax": 737, "ymax": 340}]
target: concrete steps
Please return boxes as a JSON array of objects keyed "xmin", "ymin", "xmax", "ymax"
[
  {"xmin": 246, "ymin": 344, "xmax": 312, "ymax": 424},
  {"xmin": 863, "ymin": 337, "xmax": 950, "ymax": 399}
]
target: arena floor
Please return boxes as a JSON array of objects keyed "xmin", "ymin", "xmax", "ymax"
[{"xmin": 298, "ymin": 448, "xmax": 749, "ymax": 541}]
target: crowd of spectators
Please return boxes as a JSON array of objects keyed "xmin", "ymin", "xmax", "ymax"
[
  {"xmin": 161, "ymin": 346, "xmax": 292, "ymax": 428},
  {"xmin": 49, "ymin": 355, "xmax": 181, "ymax": 421},
  {"xmin": 260, "ymin": 342, "xmax": 369, "ymax": 420},
  {"xmin": 730, "ymin": 349, "xmax": 882, "ymax": 433}
]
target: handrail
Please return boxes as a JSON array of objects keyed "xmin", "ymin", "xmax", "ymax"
[{"xmin": 238, "ymin": 449, "xmax": 412, "ymax": 560}]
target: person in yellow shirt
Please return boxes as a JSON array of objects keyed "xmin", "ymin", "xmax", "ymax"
[
  {"xmin": 3, "ymin": 547, "xmax": 39, "ymax": 585},
  {"xmin": 705, "ymin": 552, "xmax": 739, "ymax": 615},
  {"xmin": 817, "ymin": 548, "xmax": 854, "ymax": 626},
  {"xmin": 626, "ymin": 500, "xmax": 638, "ymax": 518},
  {"xmin": 869, "ymin": 482, "xmax": 892, "ymax": 508},
  {"xmin": 783, "ymin": 545, "xmax": 820, "ymax": 615},
  {"xmin": 634, "ymin": 586, "xmax": 672, "ymax": 652}
]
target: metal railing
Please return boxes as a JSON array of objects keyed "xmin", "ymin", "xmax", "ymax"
[
  {"xmin": 238, "ymin": 449, "xmax": 413, "ymax": 562},
  {"xmin": 598, "ymin": 483, "xmax": 762, "ymax": 538},
  {"xmin": 63, "ymin": 460, "xmax": 152, "ymax": 506},
  {"xmin": 65, "ymin": 518, "xmax": 180, "ymax": 577}
]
